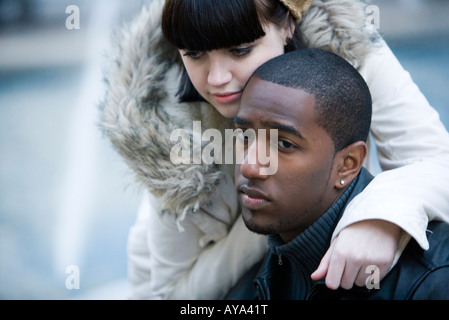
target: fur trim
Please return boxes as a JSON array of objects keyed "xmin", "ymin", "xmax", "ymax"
[
  {"xmin": 280, "ymin": 0, "xmax": 313, "ymax": 20},
  {"xmin": 99, "ymin": 0, "xmax": 234, "ymax": 219},
  {"xmin": 299, "ymin": 0, "xmax": 379, "ymax": 69}
]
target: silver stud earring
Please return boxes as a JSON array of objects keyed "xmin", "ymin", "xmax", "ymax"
[{"xmin": 340, "ymin": 180, "xmax": 345, "ymax": 186}]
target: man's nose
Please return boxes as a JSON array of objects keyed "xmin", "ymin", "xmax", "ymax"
[{"xmin": 239, "ymin": 139, "xmax": 269, "ymax": 180}]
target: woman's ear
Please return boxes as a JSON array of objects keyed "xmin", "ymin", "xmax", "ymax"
[
  {"xmin": 283, "ymin": 14, "xmax": 296, "ymax": 45},
  {"xmin": 333, "ymin": 141, "xmax": 367, "ymax": 190}
]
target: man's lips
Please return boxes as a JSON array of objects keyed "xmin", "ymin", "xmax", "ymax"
[
  {"xmin": 212, "ymin": 91, "xmax": 242, "ymax": 104},
  {"xmin": 239, "ymin": 185, "xmax": 270, "ymax": 211}
]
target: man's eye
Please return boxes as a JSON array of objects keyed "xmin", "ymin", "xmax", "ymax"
[
  {"xmin": 183, "ymin": 51, "xmax": 204, "ymax": 60},
  {"xmin": 278, "ymin": 140, "xmax": 295, "ymax": 150},
  {"xmin": 236, "ymin": 130, "xmax": 245, "ymax": 140},
  {"xmin": 236, "ymin": 131, "xmax": 250, "ymax": 142}
]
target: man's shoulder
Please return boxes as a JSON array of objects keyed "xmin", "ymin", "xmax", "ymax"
[
  {"xmin": 392, "ymin": 221, "xmax": 449, "ymax": 299},
  {"xmin": 399, "ymin": 221, "xmax": 449, "ymax": 273},
  {"xmin": 407, "ymin": 221, "xmax": 449, "ymax": 299},
  {"xmin": 420, "ymin": 221, "xmax": 449, "ymax": 266}
]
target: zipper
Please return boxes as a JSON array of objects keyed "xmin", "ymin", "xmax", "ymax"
[{"xmin": 276, "ymin": 247, "xmax": 283, "ymax": 265}]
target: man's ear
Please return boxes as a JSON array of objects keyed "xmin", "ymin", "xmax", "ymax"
[{"xmin": 333, "ymin": 141, "xmax": 367, "ymax": 190}]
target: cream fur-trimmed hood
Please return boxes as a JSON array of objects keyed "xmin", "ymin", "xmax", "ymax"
[
  {"xmin": 299, "ymin": 0, "xmax": 378, "ymax": 69},
  {"xmin": 98, "ymin": 0, "xmax": 377, "ymax": 219}
]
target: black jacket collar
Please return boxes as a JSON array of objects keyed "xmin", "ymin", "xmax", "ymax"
[{"xmin": 256, "ymin": 168, "xmax": 374, "ymax": 299}]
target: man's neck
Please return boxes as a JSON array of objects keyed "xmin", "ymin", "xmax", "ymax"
[
  {"xmin": 279, "ymin": 188, "xmax": 347, "ymax": 243},
  {"xmin": 269, "ymin": 168, "xmax": 374, "ymax": 274}
]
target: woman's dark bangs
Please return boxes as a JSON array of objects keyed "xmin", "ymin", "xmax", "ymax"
[{"xmin": 164, "ymin": 0, "xmax": 266, "ymax": 51}]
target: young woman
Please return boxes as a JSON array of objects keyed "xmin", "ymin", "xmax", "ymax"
[{"xmin": 99, "ymin": 0, "xmax": 449, "ymax": 299}]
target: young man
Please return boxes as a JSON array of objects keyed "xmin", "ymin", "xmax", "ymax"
[{"xmin": 231, "ymin": 49, "xmax": 449, "ymax": 300}]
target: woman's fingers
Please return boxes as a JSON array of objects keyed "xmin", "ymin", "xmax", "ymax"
[{"xmin": 311, "ymin": 219, "xmax": 400, "ymax": 291}]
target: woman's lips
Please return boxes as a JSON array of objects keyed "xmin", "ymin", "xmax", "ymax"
[{"xmin": 213, "ymin": 91, "xmax": 242, "ymax": 104}]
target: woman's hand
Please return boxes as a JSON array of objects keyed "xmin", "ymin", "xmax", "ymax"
[{"xmin": 311, "ymin": 219, "xmax": 401, "ymax": 290}]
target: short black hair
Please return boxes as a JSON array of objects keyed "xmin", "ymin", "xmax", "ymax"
[
  {"xmin": 252, "ymin": 49, "xmax": 372, "ymax": 152},
  {"xmin": 162, "ymin": 0, "xmax": 303, "ymax": 102}
]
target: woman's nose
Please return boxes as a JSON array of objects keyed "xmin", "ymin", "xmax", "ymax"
[{"xmin": 207, "ymin": 58, "xmax": 232, "ymax": 87}]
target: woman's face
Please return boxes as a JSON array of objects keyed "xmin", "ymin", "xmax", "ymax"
[{"xmin": 179, "ymin": 23, "xmax": 290, "ymax": 118}]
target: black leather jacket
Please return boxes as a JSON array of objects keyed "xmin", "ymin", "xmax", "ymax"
[
  {"xmin": 227, "ymin": 169, "xmax": 449, "ymax": 300},
  {"xmin": 300, "ymin": 221, "xmax": 449, "ymax": 300}
]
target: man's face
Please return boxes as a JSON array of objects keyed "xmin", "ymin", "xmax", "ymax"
[{"xmin": 234, "ymin": 77, "xmax": 342, "ymax": 242}]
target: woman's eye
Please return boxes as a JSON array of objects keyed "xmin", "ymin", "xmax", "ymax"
[
  {"xmin": 183, "ymin": 51, "xmax": 204, "ymax": 60},
  {"xmin": 230, "ymin": 46, "xmax": 253, "ymax": 57}
]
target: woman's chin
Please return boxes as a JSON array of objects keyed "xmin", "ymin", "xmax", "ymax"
[{"xmin": 213, "ymin": 102, "xmax": 240, "ymax": 119}]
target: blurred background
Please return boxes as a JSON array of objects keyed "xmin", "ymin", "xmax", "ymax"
[{"xmin": 0, "ymin": 0, "xmax": 448, "ymax": 299}]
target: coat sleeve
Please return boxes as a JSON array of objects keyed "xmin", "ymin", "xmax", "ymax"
[
  {"xmin": 332, "ymin": 40, "xmax": 449, "ymax": 255},
  {"xmin": 127, "ymin": 186, "xmax": 268, "ymax": 300}
]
